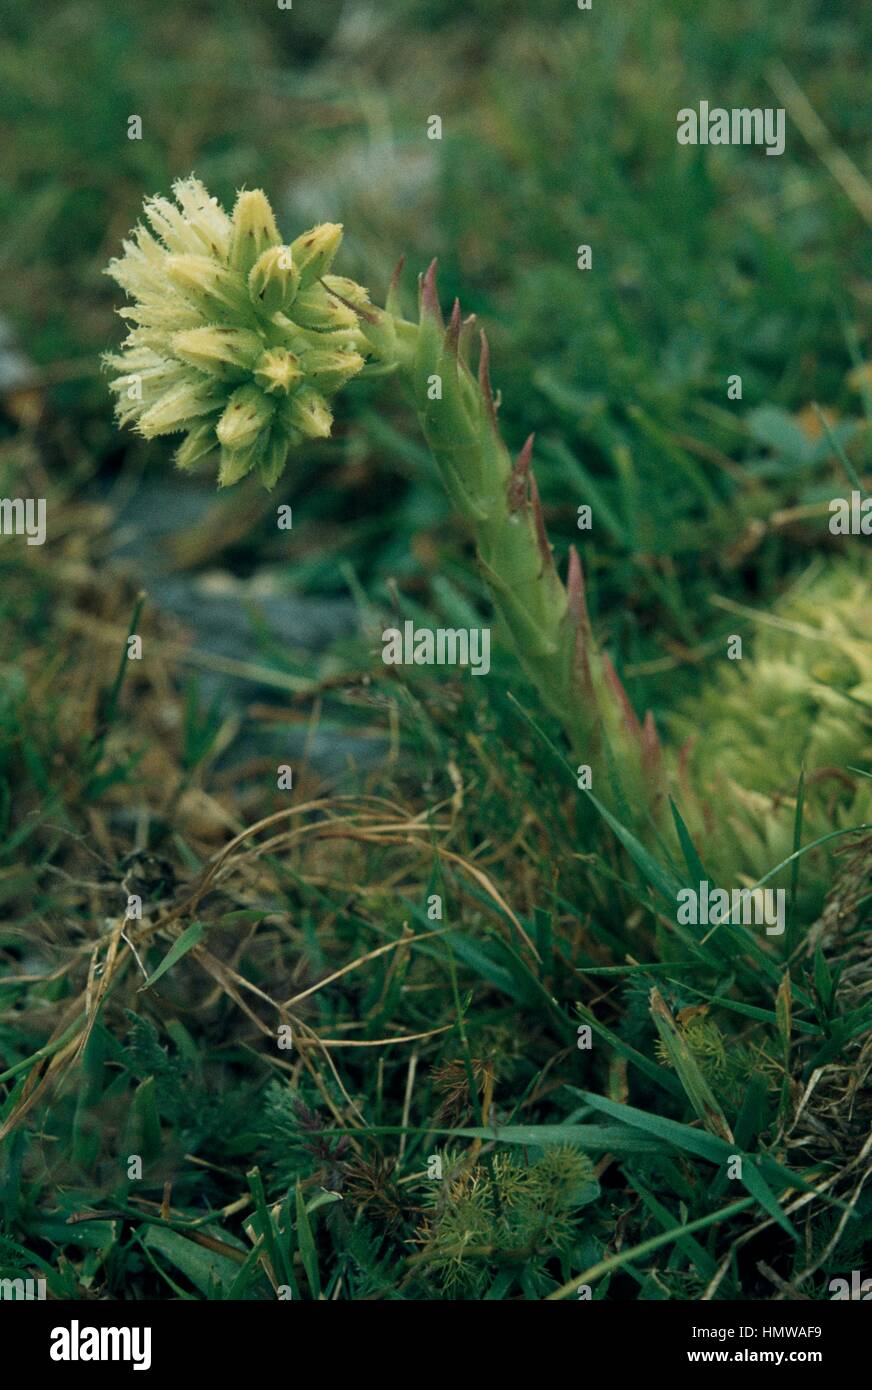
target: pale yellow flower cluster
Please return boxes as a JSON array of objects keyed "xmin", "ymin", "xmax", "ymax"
[{"xmin": 105, "ymin": 178, "xmax": 370, "ymax": 488}]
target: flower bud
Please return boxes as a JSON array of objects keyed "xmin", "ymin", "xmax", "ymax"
[
  {"xmin": 322, "ymin": 274, "xmax": 370, "ymax": 310},
  {"xmin": 228, "ymin": 189, "xmax": 282, "ymax": 277},
  {"xmin": 281, "ymin": 386, "xmax": 333, "ymax": 440},
  {"xmin": 253, "ymin": 347, "xmax": 304, "ymax": 396},
  {"xmin": 175, "ymin": 421, "xmax": 217, "ymax": 471},
  {"xmin": 216, "ymin": 384, "xmax": 276, "ymax": 451},
  {"xmin": 259, "ymin": 432, "xmax": 292, "ymax": 490},
  {"xmin": 138, "ymin": 380, "xmax": 220, "ymax": 437},
  {"xmin": 302, "ymin": 348, "xmax": 366, "ymax": 393},
  {"xmin": 166, "ymin": 255, "xmax": 251, "ymax": 320},
  {"xmin": 218, "ymin": 442, "xmax": 261, "ymax": 488},
  {"xmin": 290, "ymin": 324, "xmax": 369, "ymax": 355},
  {"xmin": 172, "ymin": 326, "xmax": 262, "ymax": 378},
  {"xmin": 292, "ymin": 285, "xmax": 358, "ymax": 332},
  {"xmin": 248, "ymin": 245, "xmax": 301, "ymax": 315},
  {"xmin": 289, "ymin": 223, "xmax": 343, "ymax": 289}
]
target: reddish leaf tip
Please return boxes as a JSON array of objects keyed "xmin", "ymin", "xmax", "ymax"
[
  {"xmin": 420, "ymin": 258, "xmax": 442, "ymax": 324},
  {"xmin": 601, "ymin": 651, "xmax": 643, "ymax": 739},
  {"xmin": 389, "ymin": 253, "xmax": 406, "ymax": 296},
  {"xmin": 445, "ymin": 297, "xmax": 462, "ymax": 353},
  {"xmin": 478, "ymin": 330, "xmax": 498, "ymax": 426},
  {"xmin": 508, "ymin": 433, "xmax": 535, "ymax": 512}
]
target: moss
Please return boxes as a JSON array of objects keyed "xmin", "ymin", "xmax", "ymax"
[{"xmin": 413, "ymin": 1145, "xmax": 597, "ymax": 1297}]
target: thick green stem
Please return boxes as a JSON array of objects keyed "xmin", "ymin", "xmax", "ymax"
[{"xmin": 361, "ymin": 262, "xmax": 661, "ymax": 810}]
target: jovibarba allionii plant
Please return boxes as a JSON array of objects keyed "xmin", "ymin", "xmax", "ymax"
[
  {"xmin": 106, "ymin": 177, "xmax": 657, "ymax": 792},
  {"xmin": 105, "ymin": 178, "xmax": 870, "ymax": 875}
]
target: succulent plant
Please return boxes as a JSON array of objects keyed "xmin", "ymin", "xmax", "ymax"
[
  {"xmin": 672, "ymin": 560, "xmax": 871, "ymax": 899},
  {"xmin": 105, "ymin": 177, "xmax": 370, "ymax": 489},
  {"xmin": 105, "ymin": 178, "xmax": 869, "ymax": 879},
  {"xmin": 105, "ymin": 178, "xmax": 657, "ymax": 789}
]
